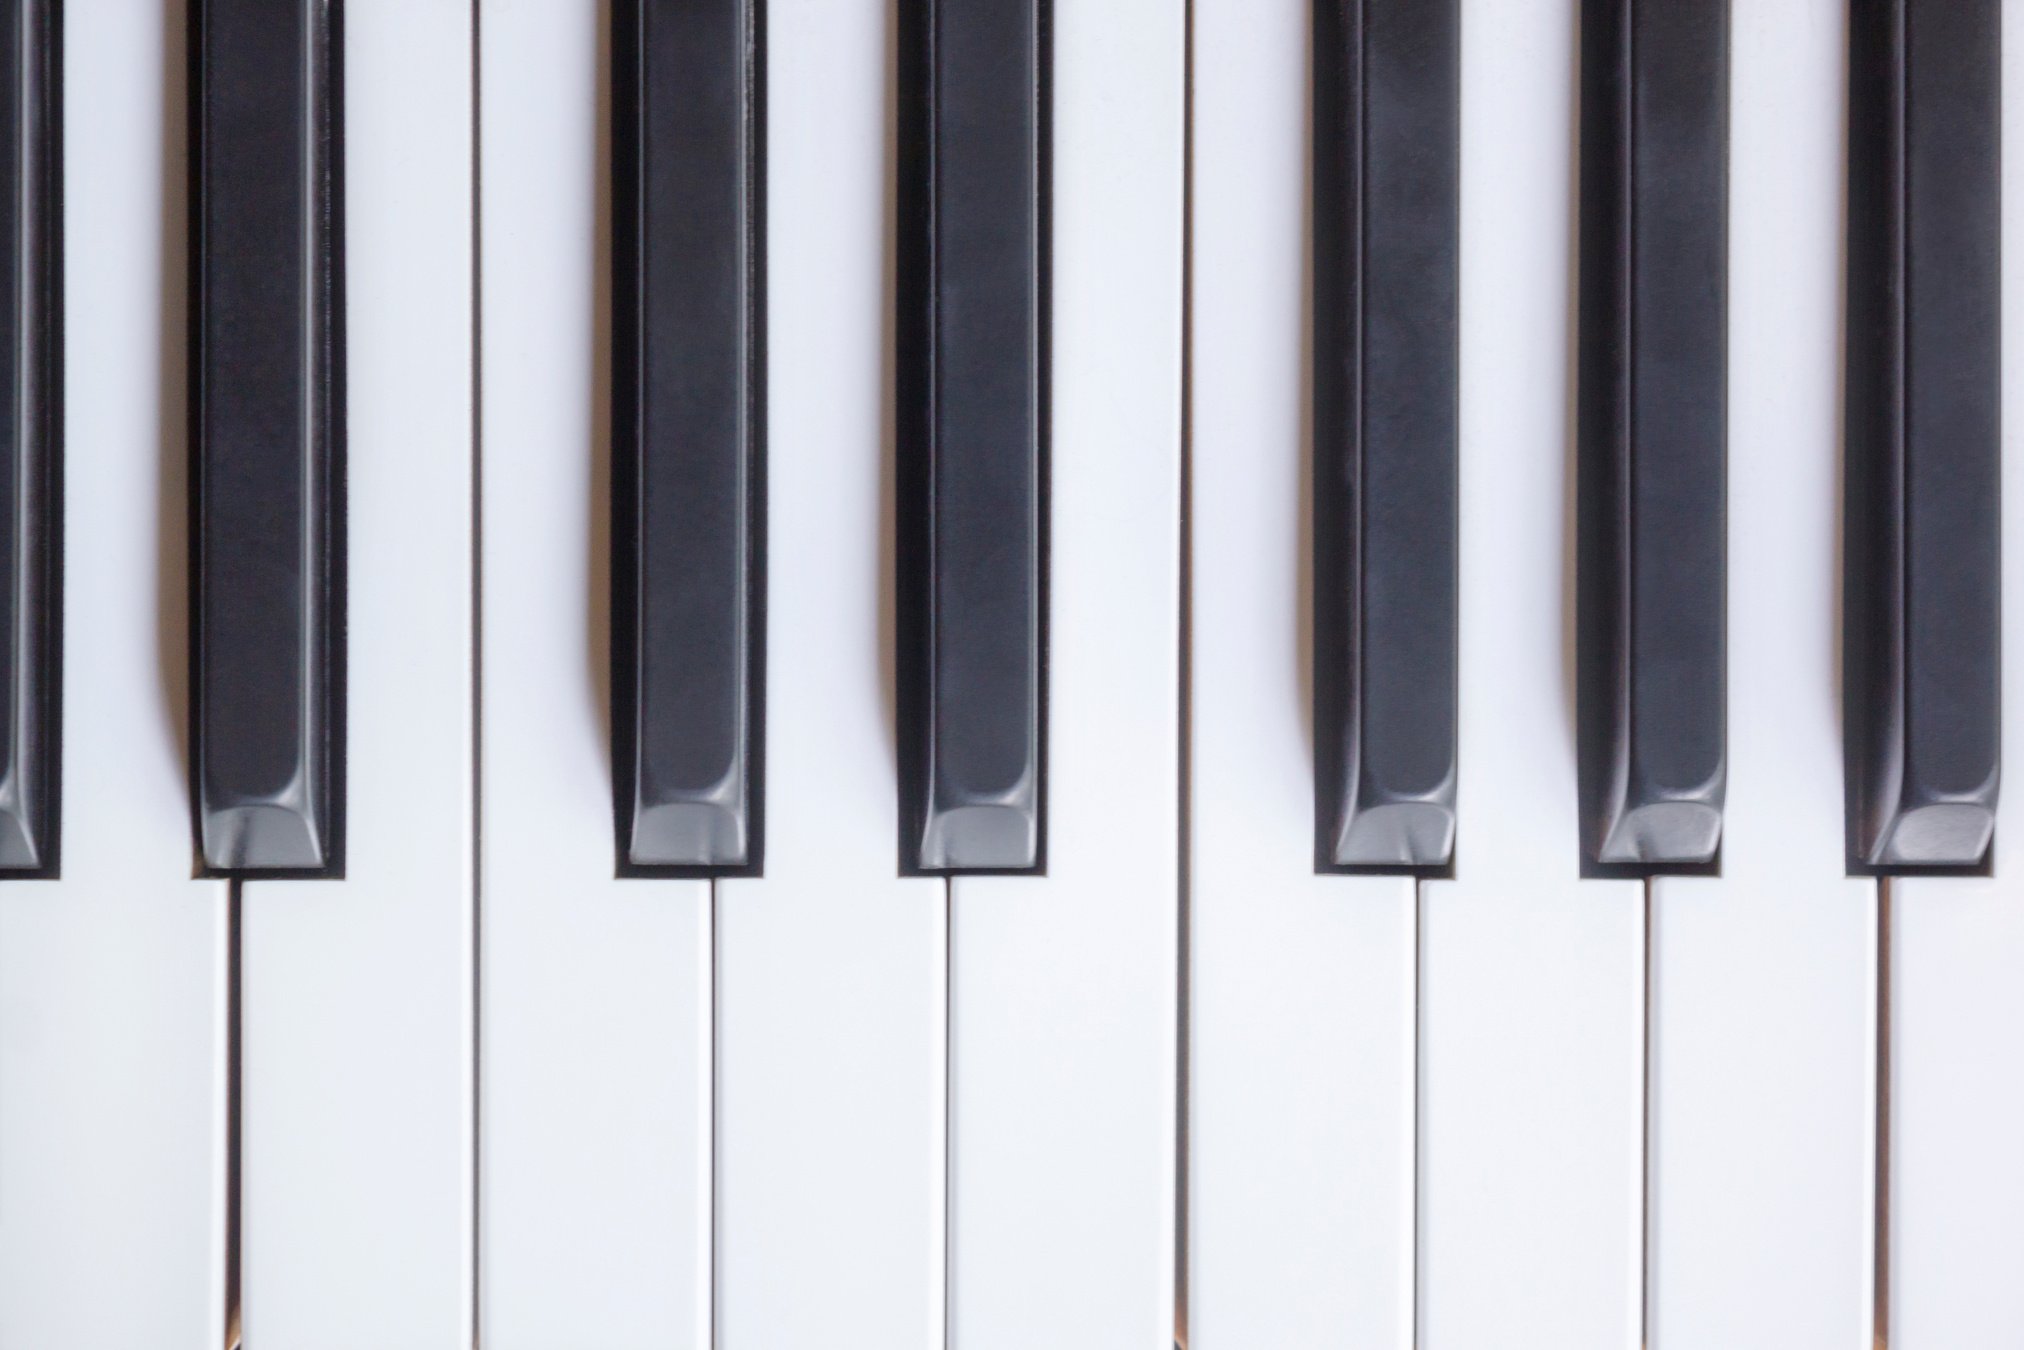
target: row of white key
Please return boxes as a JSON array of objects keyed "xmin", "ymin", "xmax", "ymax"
[
  {"xmin": 0, "ymin": 2, "xmax": 477, "ymax": 1346},
  {"xmin": 1191, "ymin": 2, "xmax": 2019, "ymax": 1349},
  {"xmin": 487, "ymin": 1, "xmax": 1187, "ymax": 1348},
  {"xmin": 0, "ymin": 2, "xmax": 2016, "ymax": 1348}
]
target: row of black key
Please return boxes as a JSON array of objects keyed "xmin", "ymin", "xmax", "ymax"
[
  {"xmin": 193, "ymin": 0, "xmax": 1047, "ymax": 880},
  {"xmin": 1319, "ymin": 0, "xmax": 2000, "ymax": 877},
  {"xmin": 0, "ymin": 0, "xmax": 1999, "ymax": 881},
  {"xmin": 614, "ymin": 0, "xmax": 1047, "ymax": 878}
]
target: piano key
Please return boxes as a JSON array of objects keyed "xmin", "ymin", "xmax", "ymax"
[
  {"xmin": 896, "ymin": 0, "xmax": 1044, "ymax": 875},
  {"xmin": 946, "ymin": 0, "xmax": 1180, "ymax": 1342},
  {"xmin": 1890, "ymin": 892, "xmax": 2024, "ymax": 1348},
  {"xmin": 1645, "ymin": 3, "xmax": 1877, "ymax": 1340},
  {"xmin": 237, "ymin": 2, "xmax": 474, "ymax": 1343},
  {"xmin": 1575, "ymin": 0, "xmax": 1726, "ymax": 870},
  {"xmin": 190, "ymin": 0, "xmax": 342, "ymax": 876},
  {"xmin": 713, "ymin": 0, "xmax": 946, "ymax": 1341},
  {"xmin": 0, "ymin": 0, "xmax": 56, "ymax": 873},
  {"xmin": 477, "ymin": 2, "xmax": 710, "ymax": 1342},
  {"xmin": 1888, "ymin": 7, "xmax": 2023, "ymax": 1341},
  {"xmin": 612, "ymin": 0, "xmax": 761, "ymax": 873},
  {"xmin": 0, "ymin": 3, "xmax": 230, "ymax": 1341},
  {"xmin": 1844, "ymin": 0, "xmax": 2001, "ymax": 871},
  {"xmin": 1418, "ymin": 1, "xmax": 1644, "ymax": 1343},
  {"xmin": 1189, "ymin": 1, "xmax": 1415, "ymax": 1342},
  {"xmin": 1312, "ymin": 0, "xmax": 1458, "ymax": 872}
]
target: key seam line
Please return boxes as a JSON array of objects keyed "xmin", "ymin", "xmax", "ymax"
[
  {"xmin": 1174, "ymin": 0, "xmax": 1194, "ymax": 1339},
  {"xmin": 467, "ymin": 0, "xmax": 484, "ymax": 1342}
]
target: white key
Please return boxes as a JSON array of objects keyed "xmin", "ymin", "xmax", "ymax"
[
  {"xmin": 1187, "ymin": 2, "xmax": 1415, "ymax": 1345},
  {"xmin": 0, "ymin": 5, "xmax": 229, "ymax": 1345},
  {"xmin": 1644, "ymin": 6, "xmax": 1878, "ymax": 1346},
  {"xmin": 475, "ymin": 4, "xmax": 711, "ymax": 1347},
  {"xmin": 1419, "ymin": 3, "xmax": 1643, "ymax": 1346},
  {"xmin": 1888, "ymin": 8, "xmax": 2024, "ymax": 1343},
  {"xmin": 713, "ymin": 1, "xmax": 945, "ymax": 1345},
  {"xmin": 946, "ymin": 2, "xmax": 1183, "ymax": 1345},
  {"xmin": 237, "ymin": 3, "xmax": 475, "ymax": 1345}
]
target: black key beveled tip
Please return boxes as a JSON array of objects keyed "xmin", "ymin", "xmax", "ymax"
[
  {"xmin": 917, "ymin": 779, "xmax": 1039, "ymax": 874},
  {"xmin": 1331, "ymin": 797, "xmax": 1456, "ymax": 872},
  {"xmin": 631, "ymin": 802, "xmax": 748, "ymax": 871},
  {"xmin": 629, "ymin": 762, "xmax": 750, "ymax": 870},
  {"xmin": 1593, "ymin": 796, "xmax": 1723, "ymax": 869},
  {"xmin": 201, "ymin": 793, "xmax": 326, "ymax": 873},
  {"xmin": 0, "ymin": 776, "xmax": 43, "ymax": 871},
  {"xmin": 1868, "ymin": 803, "xmax": 1997, "ymax": 870}
]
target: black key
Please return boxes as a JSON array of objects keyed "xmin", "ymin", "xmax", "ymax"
[
  {"xmin": 0, "ymin": 0, "xmax": 58, "ymax": 875},
  {"xmin": 612, "ymin": 0, "xmax": 764, "ymax": 875},
  {"xmin": 1313, "ymin": 0, "xmax": 1460, "ymax": 873},
  {"xmin": 1575, "ymin": 0, "xmax": 1727, "ymax": 873},
  {"xmin": 896, "ymin": 0, "xmax": 1045, "ymax": 874},
  {"xmin": 190, "ymin": 0, "xmax": 343, "ymax": 875},
  {"xmin": 1845, "ymin": 0, "xmax": 2001, "ymax": 871}
]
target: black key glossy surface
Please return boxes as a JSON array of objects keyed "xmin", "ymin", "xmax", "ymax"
[
  {"xmin": 190, "ymin": 0, "xmax": 343, "ymax": 875},
  {"xmin": 1576, "ymin": 0, "xmax": 1728, "ymax": 873},
  {"xmin": 1313, "ymin": 0, "xmax": 1459, "ymax": 873},
  {"xmin": 0, "ymin": 0, "xmax": 58, "ymax": 875},
  {"xmin": 1845, "ymin": 0, "xmax": 2001, "ymax": 871},
  {"xmin": 896, "ymin": 0, "xmax": 1046, "ymax": 874},
  {"xmin": 613, "ymin": 0, "xmax": 763, "ymax": 875}
]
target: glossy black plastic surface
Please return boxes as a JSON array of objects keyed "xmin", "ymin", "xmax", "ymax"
[
  {"xmin": 0, "ymin": 0, "xmax": 58, "ymax": 875},
  {"xmin": 190, "ymin": 0, "xmax": 344, "ymax": 875},
  {"xmin": 1845, "ymin": 0, "xmax": 2001, "ymax": 872},
  {"xmin": 613, "ymin": 0, "xmax": 764, "ymax": 875},
  {"xmin": 1313, "ymin": 0, "xmax": 1459, "ymax": 873},
  {"xmin": 1576, "ymin": 0, "xmax": 1728, "ymax": 873},
  {"xmin": 896, "ymin": 0, "xmax": 1046, "ymax": 874}
]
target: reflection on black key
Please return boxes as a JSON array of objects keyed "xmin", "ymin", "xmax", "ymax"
[
  {"xmin": 0, "ymin": 0, "xmax": 57, "ymax": 875},
  {"xmin": 896, "ymin": 0, "xmax": 1045, "ymax": 874},
  {"xmin": 1313, "ymin": 0, "xmax": 1459, "ymax": 873},
  {"xmin": 190, "ymin": 0, "xmax": 343, "ymax": 876},
  {"xmin": 1576, "ymin": 0, "xmax": 1727, "ymax": 874},
  {"xmin": 1845, "ymin": 0, "xmax": 2000, "ymax": 871},
  {"xmin": 613, "ymin": 0, "xmax": 763, "ymax": 875}
]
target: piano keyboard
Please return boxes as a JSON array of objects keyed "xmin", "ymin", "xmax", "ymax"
[{"xmin": 0, "ymin": 2, "xmax": 2013, "ymax": 1348}]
